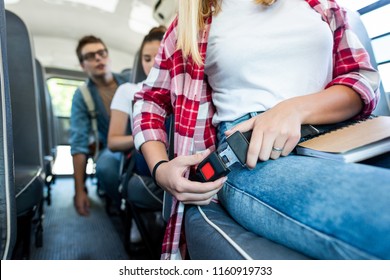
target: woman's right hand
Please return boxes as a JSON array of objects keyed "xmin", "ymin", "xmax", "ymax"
[{"xmin": 154, "ymin": 149, "xmax": 227, "ymax": 205}]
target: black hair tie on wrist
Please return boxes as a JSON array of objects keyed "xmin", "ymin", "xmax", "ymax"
[{"xmin": 152, "ymin": 160, "xmax": 168, "ymax": 187}]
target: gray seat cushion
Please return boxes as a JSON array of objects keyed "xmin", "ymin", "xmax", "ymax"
[
  {"xmin": 14, "ymin": 165, "xmax": 43, "ymax": 216},
  {"xmin": 185, "ymin": 203, "xmax": 311, "ymax": 260}
]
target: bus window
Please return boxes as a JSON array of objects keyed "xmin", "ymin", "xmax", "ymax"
[
  {"xmin": 46, "ymin": 77, "xmax": 94, "ymax": 175},
  {"xmin": 47, "ymin": 77, "xmax": 84, "ymax": 117},
  {"xmin": 337, "ymin": 0, "xmax": 377, "ymax": 11}
]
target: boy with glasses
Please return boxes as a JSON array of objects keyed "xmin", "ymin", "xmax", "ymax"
[{"xmin": 70, "ymin": 35, "xmax": 127, "ymax": 216}]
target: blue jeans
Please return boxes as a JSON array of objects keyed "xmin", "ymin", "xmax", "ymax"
[
  {"xmin": 95, "ymin": 148, "xmax": 122, "ymax": 207},
  {"xmin": 217, "ymin": 113, "xmax": 390, "ymax": 259}
]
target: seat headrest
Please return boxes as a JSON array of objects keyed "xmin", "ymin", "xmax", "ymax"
[{"xmin": 131, "ymin": 50, "xmax": 147, "ymax": 84}]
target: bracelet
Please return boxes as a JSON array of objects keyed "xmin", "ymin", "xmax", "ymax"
[{"xmin": 152, "ymin": 160, "xmax": 168, "ymax": 187}]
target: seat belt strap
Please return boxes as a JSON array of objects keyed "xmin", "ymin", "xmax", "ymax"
[
  {"xmin": 79, "ymin": 83, "xmax": 99, "ymax": 161},
  {"xmin": 162, "ymin": 115, "xmax": 174, "ymax": 222}
]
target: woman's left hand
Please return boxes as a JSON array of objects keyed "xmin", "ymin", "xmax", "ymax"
[{"xmin": 225, "ymin": 100, "xmax": 303, "ymax": 168}]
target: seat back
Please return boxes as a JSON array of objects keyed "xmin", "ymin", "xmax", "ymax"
[
  {"xmin": 131, "ymin": 51, "xmax": 147, "ymax": 84},
  {"xmin": 6, "ymin": 10, "xmax": 45, "ymax": 259},
  {"xmin": 35, "ymin": 58, "xmax": 56, "ymax": 205},
  {"xmin": 0, "ymin": 1, "xmax": 17, "ymax": 260},
  {"xmin": 6, "ymin": 11, "xmax": 44, "ymax": 170},
  {"xmin": 120, "ymin": 48, "xmax": 166, "ymax": 258},
  {"xmin": 131, "ymin": 49, "xmax": 173, "ymax": 222},
  {"xmin": 162, "ymin": 116, "xmax": 173, "ymax": 222},
  {"xmin": 347, "ymin": 9, "xmax": 390, "ymax": 116},
  {"xmin": 6, "ymin": 10, "xmax": 45, "ymax": 214},
  {"xmin": 35, "ymin": 59, "xmax": 57, "ymax": 161},
  {"xmin": 121, "ymin": 68, "xmax": 133, "ymax": 83}
]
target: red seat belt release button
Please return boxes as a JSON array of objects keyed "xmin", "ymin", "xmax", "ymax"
[
  {"xmin": 200, "ymin": 162, "xmax": 215, "ymax": 181},
  {"xmin": 195, "ymin": 151, "xmax": 230, "ymax": 182},
  {"xmin": 195, "ymin": 131, "xmax": 252, "ymax": 182}
]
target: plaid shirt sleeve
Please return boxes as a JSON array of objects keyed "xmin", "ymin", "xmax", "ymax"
[
  {"xmin": 321, "ymin": 0, "xmax": 380, "ymax": 117},
  {"xmin": 132, "ymin": 19, "xmax": 178, "ymax": 151}
]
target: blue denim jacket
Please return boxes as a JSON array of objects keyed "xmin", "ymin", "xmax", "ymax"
[{"xmin": 70, "ymin": 73, "xmax": 127, "ymax": 155}]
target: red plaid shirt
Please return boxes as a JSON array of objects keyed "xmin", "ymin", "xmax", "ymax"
[{"xmin": 133, "ymin": 0, "xmax": 380, "ymax": 260}]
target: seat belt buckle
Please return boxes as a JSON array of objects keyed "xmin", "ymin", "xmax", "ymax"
[
  {"xmin": 195, "ymin": 131, "xmax": 251, "ymax": 182},
  {"xmin": 194, "ymin": 124, "xmax": 318, "ymax": 182}
]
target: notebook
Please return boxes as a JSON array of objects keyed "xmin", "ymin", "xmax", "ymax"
[{"xmin": 296, "ymin": 116, "xmax": 390, "ymax": 163}]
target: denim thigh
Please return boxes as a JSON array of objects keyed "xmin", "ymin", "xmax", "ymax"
[
  {"xmin": 217, "ymin": 116, "xmax": 390, "ymax": 259},
  {"xmin": 95, "ymin": 148, "xmax": 122, "ymax": 202}
]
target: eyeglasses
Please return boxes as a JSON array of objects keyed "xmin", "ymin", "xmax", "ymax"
[{"xmin": 81, "ymin": 49, "xmax": 108, "ymax": 62}]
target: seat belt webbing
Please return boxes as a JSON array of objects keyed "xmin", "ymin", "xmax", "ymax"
[{"xmin": 79, "ymin": 83, "xmax": 99, "ymax": 161}]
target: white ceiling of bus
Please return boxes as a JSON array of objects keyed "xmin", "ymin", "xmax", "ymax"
[{"xmin": 4, "ymin": 0, "xmax": 176, "ymax": 72}]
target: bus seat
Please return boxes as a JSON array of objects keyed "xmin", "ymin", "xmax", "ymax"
[
  {"xmin": 121, "ymin": 67, "xmax": 133, "ymax": 83},
  {"xmin": 131, "ymin": 51, "xmax": 146, "ymax": 84},
  {"xmin": 183, "ymin": 9, "xmax": 385, "ymax": 260},
  {"xmin": 5, "ymin": 10, "xmax": 45, "ymax": 259},
  {"xmin": 186, "ymin": 204, "xmax": 310, "ymax": 260},
  {"xmin": 35, "ymin": 59, "xmax": 57, "ymax": 206},
  {"xmin": 0, "ymin": 1, "xmax": 17, "ymax": 260},
  {"xmin": 121, "ymin": 50, "xmax": 165, "ymax": 259}
]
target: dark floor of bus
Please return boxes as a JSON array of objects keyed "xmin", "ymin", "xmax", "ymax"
[{"xmin": 29, "ymin": 177, "xmax": 151, "ymax": 260}]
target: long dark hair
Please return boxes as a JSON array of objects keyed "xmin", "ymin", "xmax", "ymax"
[{"xmin": 138, "ymin": 26, "xmax": 167, "ymax": 75}]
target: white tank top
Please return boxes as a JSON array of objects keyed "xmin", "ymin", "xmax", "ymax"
[{"xmin": 205, "ymin": 0, "xmax": 333, "ymax": 125}]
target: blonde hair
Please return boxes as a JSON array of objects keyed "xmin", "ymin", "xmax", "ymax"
[{"xmin": 177, "ymin": 0, "xmax": 276, "ymax": 65}]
